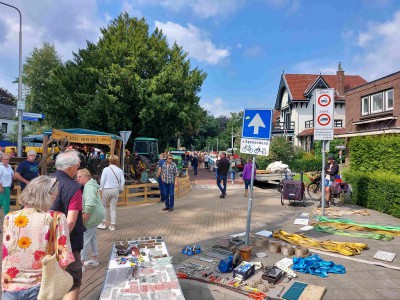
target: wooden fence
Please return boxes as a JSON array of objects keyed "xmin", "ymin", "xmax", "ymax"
[{"xmin": 9, "ymin": 175, "xmax": 191, "ymax": 210}]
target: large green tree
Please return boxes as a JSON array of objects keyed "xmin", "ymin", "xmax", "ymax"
[
  {"xmin": 27, "ymin": 14, "xmax": 206, "ymax": 150},
  {"xmin": 22, "ymin": 42, "xmax": 62, "ymax": 114}
]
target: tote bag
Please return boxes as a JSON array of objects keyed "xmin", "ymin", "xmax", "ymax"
[{"xmin": 38, "ymin": 212, "xmax": 73, "ymax": 300}]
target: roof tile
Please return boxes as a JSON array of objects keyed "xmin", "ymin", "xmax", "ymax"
[{"xmin": 284, "ymin": 74, "xmax": 367, "ymax": 101}]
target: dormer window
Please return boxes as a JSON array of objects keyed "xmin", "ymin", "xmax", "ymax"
[{"xmin": 361, "ymin": 89, "xmax": 394, "ymax": 116}]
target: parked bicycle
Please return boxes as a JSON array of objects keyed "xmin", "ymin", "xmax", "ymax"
[
  {"xmin": 305, "ymin": 171, "xmax": 322, "ymax": 200},
  {"xmin": 305, "ymin": 171, "xmax": 347, "ymax": 207}
]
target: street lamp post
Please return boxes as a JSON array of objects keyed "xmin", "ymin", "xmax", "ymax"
[{"xmin": 0, "ymin": 1, "xmax": 23, "ymax": 157}]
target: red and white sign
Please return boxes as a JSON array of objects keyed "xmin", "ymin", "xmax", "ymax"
[
  {"xmin": 314, "ymin": 89, "xmax": 334, "ymax": 140},
  {"xmin": 317, "ymin": 114, "xmax": 331, "ymax": 126},
  {"xmin": 317, "ymin": 94, "xmax": 332, "ymax": 107}
]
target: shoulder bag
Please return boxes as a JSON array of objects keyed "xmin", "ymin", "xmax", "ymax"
[
  {"xmin": 38, "ymin": 212, "xmax": 73, "ymax": 300},
  {"xmin": 110, "ymin": 166, "xmax": 122, "ymax": 190}
]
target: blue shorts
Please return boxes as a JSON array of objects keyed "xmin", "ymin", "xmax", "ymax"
[{"xmin": 325, "ymin": 179, "xmax": 333, "ymax": 187}]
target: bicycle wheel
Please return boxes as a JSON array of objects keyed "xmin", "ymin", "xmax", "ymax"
[
  {"xmin": 307, "ymin": 183, "xmax": 321, "ymax": 200},
  {"xmin": 280, "ymin": 188, "xmax": 285, "ymax": 205},
  {"xmin": 278, "ymin": 180, "xmax": 284, "ymax": 193},
  {"xmin": 302, "ymin": 183, "xmax": 306, "ymax": 207},
  {"xmin": 332, "ymin": 192, "xmax": 345, "ymax": 207}
]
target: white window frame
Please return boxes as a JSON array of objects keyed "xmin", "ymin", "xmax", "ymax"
[
  {"xmin": 371, "ymin": 92, "xmax": 383, "ymax": 114},
  {"xmin": 361, "ymin": 89, "xmax": 394, "ymax": 116},
  {"xmin": 361, "ymin": 96, "xmax": 369, "ymax": 116},
  {"xmin": 386, "ymin": 89, "xmax": 394, "ymax": 110}
]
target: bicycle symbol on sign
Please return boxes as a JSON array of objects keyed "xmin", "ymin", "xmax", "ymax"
[
  {"xmin": 241, "ymin": 144, "xmax": 253, "ymax": 153},
  {"xmin": 254, "ymin": 146, "xmax": 267, "ymax": 155}
]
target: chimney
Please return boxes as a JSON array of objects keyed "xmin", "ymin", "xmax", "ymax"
[{"xmin": 337, "ymin": 62, "xmax": 345, "ymax": 97}]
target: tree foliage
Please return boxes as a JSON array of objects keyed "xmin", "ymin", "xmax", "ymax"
[
  {"xmin": 269, "ymin": 136, "xmax": 295, "ymax": 161},
  {"xmin": 0, "ymin": 87, "xmax": 16, "ymax": 105},
  {"xmin": 22, "ymin": 42, "xmax": 62, "ymax": 113},
  {"xmin": 23, "ymin": 14, "xmax": 206, "ymax": 150}
]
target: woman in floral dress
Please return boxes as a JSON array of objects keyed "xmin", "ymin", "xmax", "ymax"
[{"xmin": 2, "ymin": 176, "xmax": 75, "ymax": 300}]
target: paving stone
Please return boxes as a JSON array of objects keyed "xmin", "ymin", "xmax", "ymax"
[
  {"xmin": 375, "ymin": 288, "xmax": 400, "ymax": 299},
  {"xmin": 333, "ymin": 288, "xmax": 384, "ymax": 299},
  {"xmin": 37, "ymin": 168, "xmax": 400, "ymax": 300}
]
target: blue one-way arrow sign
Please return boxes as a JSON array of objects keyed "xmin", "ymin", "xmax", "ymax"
[{"xmin": 242, "ymin": 109, "xmax": 272, "ymax": 139}]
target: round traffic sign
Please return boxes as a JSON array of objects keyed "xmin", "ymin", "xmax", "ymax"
[
  {"xmin": 317, "ymin": 114, "xmax": 331, "ymax": 126},
  {"xmin": 317, "ymin": 94, "xmax": 331, "ymax": 107}
]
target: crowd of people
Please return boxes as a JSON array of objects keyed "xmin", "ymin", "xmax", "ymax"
[
  {"xmin": 0, "ymin": 146, "xmax": 273, "ymax": 299},
  {"xmin": 0, "ymin": 149, "xmax": 127, "ymax": 299}
]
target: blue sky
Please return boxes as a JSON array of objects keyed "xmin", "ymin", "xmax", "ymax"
[{"xmin": 1, "ymin": 0, "xmax": 400, "ymax": 117}]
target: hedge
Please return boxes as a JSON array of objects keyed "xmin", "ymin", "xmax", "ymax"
[
  {"xmin": 349, "ymin": 135, "xmax": 400, "ymax": 175},
  {"xmin": 288, "ymin": 158, "xmax": 321, "ymax": 172},
  {"xmin": 343, "ymin": 170, "xmax": 400, "ymax": 217}
]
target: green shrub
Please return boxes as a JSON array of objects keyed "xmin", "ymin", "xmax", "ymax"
[
  {"xmin": 343, "ymin": 170, "xmax": 400, "ymax": 217},
  {"xmin": 349, "ymin": 135, "xmax": 400, "ymax": 175},
  {"xmin": 288, "ymin": 158, "xmax": 321, "ymax": 172}
]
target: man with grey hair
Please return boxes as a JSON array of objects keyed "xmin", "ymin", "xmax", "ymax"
[
  {"xmin": 14, "ymin": 149, "xmax": 39, "ymax": 191},
  {"xmin": 51, "ymin": 150, "xmax": 85, "ymax": 300}
]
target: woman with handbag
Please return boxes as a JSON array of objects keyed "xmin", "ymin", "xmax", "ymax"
[
  {"xmin": 2, "ymin": 176, "xmax": 75, "ymax": 300},
  {"xmin": 97, "ymin": 155, "xmax": 125, "ymax": 231}
]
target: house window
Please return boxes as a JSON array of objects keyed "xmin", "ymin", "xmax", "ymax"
[
  {"xmin": 362, "ymin": 96, "xmax": 369, "ymax": 115},
  {"xmin": 334, "ymin": 120, "xmax": 343, "ymax": 127},
  {"xmin": 387, "ymin": 90, "xmax": 394, "ymax": 110},
  {"xmin": 371, "ymin": 92, "xmax": 383, "ymax": 113},
  {"xmin": 1, "ymin": 123, "xmax": 7, "ymax": 133},
  {"xmin": 361, "ymin": 89, "xmax": 393, "ymax": 116}
]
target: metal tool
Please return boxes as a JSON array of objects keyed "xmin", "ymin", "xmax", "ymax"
[{"xmin": 194, "ymin": 255, "xmax": 216, "ymax": 264}]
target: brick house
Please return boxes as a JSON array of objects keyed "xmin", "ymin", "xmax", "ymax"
[
  {"xmin": 273, "ymin": 64, "xmax": 367, "ymax": 151},
  {"xmin": 339, "ymin": 70, "xmax": 400, "ymax": 138}
]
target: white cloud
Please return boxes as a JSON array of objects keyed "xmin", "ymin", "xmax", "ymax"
[
  {"xmin": 122, "ymin": 0, "xmax": 142, "ymax": 18},
  {"xmin": 352, "ymin": 10, "xmax": 400, "ymax": 80},
  {"xmin": 155, "ymin": 21, "xmax": 230, "ymax": 65},
  {"xmin": 201, "ymin": 97, "xmax": 235, "ymax": 117},
  {"xmin": 292, "ymin": 60, "xmax": 338, "ymax": 75},
  {"xmin": 0, "ymin": 0, "xmax": 108, "ymax": 94}
]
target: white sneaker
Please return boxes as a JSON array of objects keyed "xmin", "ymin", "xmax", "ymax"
[
  {"xmin": 97, "ymin": 223, "xmax": 107, "ymax": 229},
  {"xmin": 84, "ymin": 259, "xmax": 99, "ymax": 266},
  {"xmin": 109, "ymin": 225, "xmax": 115, "ymax": 231}
]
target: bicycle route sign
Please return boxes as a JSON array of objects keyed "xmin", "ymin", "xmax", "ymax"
[{"xmin": 241, "ymin": 108, "xmax": 272, "ymax": 156}]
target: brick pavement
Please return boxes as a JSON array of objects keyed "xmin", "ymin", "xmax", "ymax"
[{"xmin": 79, "ymin": 168, "xmax": 400, "ymax": 299}]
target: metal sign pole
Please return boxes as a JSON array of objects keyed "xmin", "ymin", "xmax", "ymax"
[
  {"xmin": 321, "ymin": 141, "xmax": 326, "ymax": 216},
  {"xmin": 245, "ymin": 156, "xmax": 256, "ymax": 246}
]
